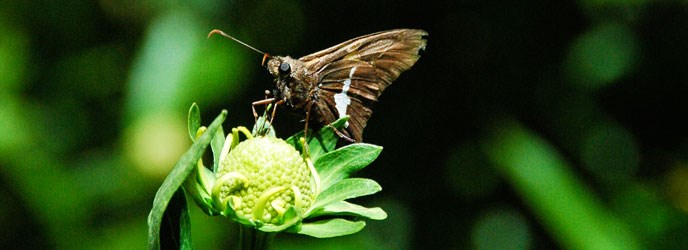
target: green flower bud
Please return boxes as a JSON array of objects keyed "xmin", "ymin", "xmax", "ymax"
[{"xmin": 214, "ymin": 137, "xmax": 316, "ymax": 225}]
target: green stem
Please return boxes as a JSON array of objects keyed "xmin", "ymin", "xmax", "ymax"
[{"xmin": 236, "ymin": 224, "xmax": 276, "ymax": 250}]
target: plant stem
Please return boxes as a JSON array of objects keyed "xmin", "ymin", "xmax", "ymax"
[{"xmin": 235, "ymin": 224, "xmax": 276, "ymax": 250}]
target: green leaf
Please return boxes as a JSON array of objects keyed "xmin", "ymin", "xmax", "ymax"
[
  {"xmin": 309, "ymin": 178, "xmax": 381, "ymax": 213},
  {"xmin": 284, "ymin": 129, "xmax": 308, "ymax": 153},
  {"xmin": 297, "ymin": 218, "xmax": 366, "ymax": 238},
  {"xmin": 315, "ymin": 143, "xmax": 382, "ymax": 190},
  {"xmin": 286, "ymin": 116, "xmax": 349, "ymax": 161},
  {"xmin": 187, "ymin": 103, "xmax": 201, "ymax": 141},
  {"xmin": 308, "ymin": 201, "xmax": 387, "ymax": 220},
  {"xmin": 182, "ymin": 166, "xmax": 219, "ymax": 216},
  {"xmin": 148, "ymin": 110, "xmax": 227, "ymax": 250},
  {"xmin": 210, "ymin": 125, "xmax": 225, "ymax": 173},
  {"xmin": 482, "ymin": 121, "xmax": 641, "ymax": 250},
  {"xmin": 158, "ymin": 190, "xmax": 193, "ymax": 250},
  {"xmin": 252, "ymin": 116, "xmax": 276, "ymax": 138}
]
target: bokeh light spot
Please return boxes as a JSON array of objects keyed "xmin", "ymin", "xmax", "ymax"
[
  {"xmin": 471, "ymin": 208, "xmax": 532, "ymax": 250},
  {"xmin": 666, "ymin": 164, "xmax": 688, "ymax": 213},
  {"xmin": 0, "ymin": 18, "xmax": 29, "ymax": 94},
  {"xmin": 565, "ymin": 22, "xmax": 639, "ymax": 91},
  {"xmin": 581, "ymin": 122, "xmax": 639, "ymax": 184},
  {"xmin": 124, "ymin": 114, "xmax": 187, "ymax": 179}
]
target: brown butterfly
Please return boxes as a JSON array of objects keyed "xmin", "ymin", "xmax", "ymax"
[{"xmin": 209, "ymin": 29, "xmax": 427, "ymax": 142}]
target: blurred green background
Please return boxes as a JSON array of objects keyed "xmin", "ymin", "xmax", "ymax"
[{"xmin": 2, "ymin": 0, "xmax": 688, "ymax": 249}]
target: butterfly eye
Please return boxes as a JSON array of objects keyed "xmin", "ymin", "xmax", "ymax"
[{"xmin": 279, "ymin": 62, "xmax": 291, "ymax": 75}]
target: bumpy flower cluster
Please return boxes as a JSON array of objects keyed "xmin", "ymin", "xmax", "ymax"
[
  {"xmin": 174, "ymin": 106, "xmax": 385, "ymax": 241},
  {"xmin": 214, "ymin": 137, "xmax": 316, "ymax": 225}
]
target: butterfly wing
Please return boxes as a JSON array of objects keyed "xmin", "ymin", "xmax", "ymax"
[{"xmin": 301, "ymin": 29, "xmax": 427, "ymax": 141}]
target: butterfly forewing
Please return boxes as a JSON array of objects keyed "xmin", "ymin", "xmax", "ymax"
[
  {"xmin": 209, "ymin": 27, "xmax": 426, "ymax": 142},
  {"xmin": 303, "ymin": 29, "xmax": 427, "ymax": 141}
]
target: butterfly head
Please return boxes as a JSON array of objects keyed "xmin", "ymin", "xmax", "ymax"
[
  {"xmin": 265, "ymin": 56, "xmax": 302, "ymax": 80},
  {"xmin": 264, "ymin": 56, "xmax": 310, "ymax": 107}
]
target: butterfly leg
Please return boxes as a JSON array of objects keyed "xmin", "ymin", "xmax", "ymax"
[
  {"xmin": 303, "ymin": 101, "xmax": 313, "ymax": 140},
  {"xmin": 252, "ymin": 97, "xmax": 276, "ymax": 123},
  {"xmin": 327, "ymin": 124, "xmax": 355, "ymax": 143},
  {"xmin": 269, "ymin": 99, "xmax": 285, "ymax": 126}
]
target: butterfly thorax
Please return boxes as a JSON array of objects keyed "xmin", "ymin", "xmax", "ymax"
[{"xmin": 266, "ymin": 56, "xmax": 318, "ymax": 111}]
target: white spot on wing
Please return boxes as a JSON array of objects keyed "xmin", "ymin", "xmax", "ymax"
[{"xmin": 334, "ymin": 67, "xmax": 357, "ymax": 127}]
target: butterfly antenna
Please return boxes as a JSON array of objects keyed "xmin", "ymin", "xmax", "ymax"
[{"xmin": 208, "ymin": 29, "xmax": 271, "ymax": 65}]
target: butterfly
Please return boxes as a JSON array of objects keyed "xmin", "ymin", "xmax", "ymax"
[{"xmin": 209, "ymin": 29, "xmax": 428, "ymax": 142}]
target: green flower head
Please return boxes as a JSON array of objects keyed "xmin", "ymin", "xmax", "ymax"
[
  {"xmin": 166, "ymin": 105, "xmax": 386, "ymax": 244},
  {"xmin": 213, "ymin": 136, "xmax": 316, "ymax": 225}
]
